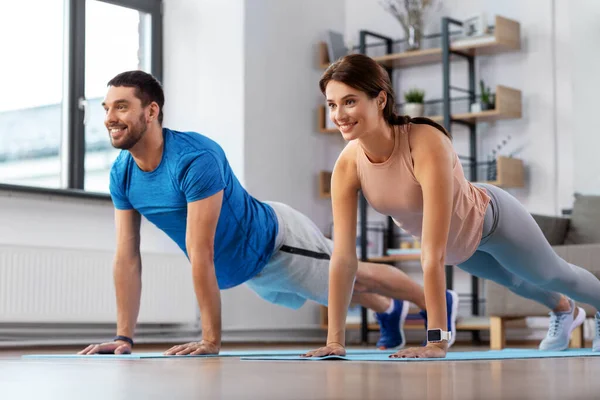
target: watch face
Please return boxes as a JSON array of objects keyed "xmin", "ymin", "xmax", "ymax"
[{"xmin": 427, "ymin": 329, "xmax": 442, "ymax": 341}]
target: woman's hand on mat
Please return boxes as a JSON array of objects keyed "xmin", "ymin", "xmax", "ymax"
[
  {"xmin": 301, "ymin": 342, "xmax": 346, "ymax": 358},
  {"xmin": 390, "ymin": 343, "xmax": 447, "ymax": 359},
  {"xmin": 163, "ymin": 340, "xmax": 220, "ymax": 356},
  {"xmin": 78, "ymin": 341, "xmax": 132, "ymax": 355}
]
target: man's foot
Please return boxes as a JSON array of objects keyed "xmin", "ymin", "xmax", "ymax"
[
  {"xmin": 374, "ymin": 299, "xmax": 409, "ymax": 350},
  {"xmin": 593, "ymin": 312, "xmax": 600, "ymax": 352},
  {"xmin": 539, "ymin": 298, "xmax": 586, "ymax": 351},
  {"xmin": 418, "ymin": 289, "xmax": 460, "ymax": 348}
]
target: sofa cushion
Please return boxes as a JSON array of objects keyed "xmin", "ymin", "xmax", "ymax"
[
  {"xmin": 530, "ymin": 214, "xmax": 570, "ymax": 246},
  {"xmin": 564, "ymin": 193, "xmax": 600, "ymax": 244}
]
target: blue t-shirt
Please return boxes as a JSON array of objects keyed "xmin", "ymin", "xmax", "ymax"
[{"xmin": 109, "ymin": 128, "xmax": 279, "ymax": 289}]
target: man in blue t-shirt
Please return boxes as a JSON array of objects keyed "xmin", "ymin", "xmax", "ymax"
[{"xmin": 78, "ymin": 71, "xmax": 459, "ymax": 357}]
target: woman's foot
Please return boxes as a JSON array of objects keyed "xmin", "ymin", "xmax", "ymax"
[
  {"xmin": 593, "ymin": 312, "xmax": 600, "ymax": 352},
  {"xmin": 539, "ymin": 298, "xmax": 586, "ymax": 351}
]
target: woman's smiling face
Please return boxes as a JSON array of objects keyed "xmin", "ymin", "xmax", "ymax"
[{"xmin": 325, "ymin": 80, "xmax": 386, "ymax": 141}]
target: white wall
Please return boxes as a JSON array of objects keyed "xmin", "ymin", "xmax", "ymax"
[
  {"xmin": 243, "ymin": 0, "xmax": 345, "ymax": 234},
  {"xmin": 569, "ymin": 2, "xmax": 600, "ymax": 196},
  {"xmin": 555, "ymin": 0, "xmax": 574, "ymax": 211},
  {"xmin": 240, "ymin": 0, "xmax": 346, "ymax": 329},
  {"xmin": 162, "ymin": 0, "xmax": 246, "ymax": 185},
  {"xmin": 160, "ymin": 0, "xmax": 347, "ymax": 335}
]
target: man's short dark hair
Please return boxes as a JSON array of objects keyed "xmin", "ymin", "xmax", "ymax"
[{"xmin": 107, "ymin": 70, "xmax": 165, "ymax": 124}]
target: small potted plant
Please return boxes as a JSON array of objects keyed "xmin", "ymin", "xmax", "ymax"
[
  {"xmin": 480, "ymin": 80, "xmax": 495, "ymax": 110},
  {"xmin": 470, "ymin": 80, "xmax": 495, "ymax": 112},
  {"xmin": 403, "ymin": 88, "xmax": 425, "ymax": 117}
]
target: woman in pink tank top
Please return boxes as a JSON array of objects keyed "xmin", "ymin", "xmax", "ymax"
[{"xmin": 304, "ymin": 54, "xmax": 600, "ymax": 359}]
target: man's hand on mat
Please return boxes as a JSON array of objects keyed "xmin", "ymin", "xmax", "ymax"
[
  {"xmin": 390, "ymin": 344, "xmax": 447, "ymax": 359},
  {"xmin": 301, "ymin": 342, "xmax": 346, "ymax": 357},
  {"xmin": 78, "ymin": 341, "xmax": 132, "ymax": 355},
  {"xmin": 163, "ymin": 340, "xmax": 220, "ymax": 356}
]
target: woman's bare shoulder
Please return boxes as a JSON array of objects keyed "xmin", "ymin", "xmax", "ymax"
[{"xmin": 333, "ymin": 141, "xmax": 360, "ymax": 188}]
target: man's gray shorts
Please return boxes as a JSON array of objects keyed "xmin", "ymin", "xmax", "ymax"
[{"xmin": 245, "ymin": 202, "xmax": 333, "ymax": 309}]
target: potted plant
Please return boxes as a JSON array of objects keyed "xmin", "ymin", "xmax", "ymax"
[
  {"xmin": 470, "ymin": 80, "xmax": 495, "ymax": 112},
  {"xmin": 403, "ymin": 88, "xmax": 425, "ymax": 117},
  {"xmin": 479, "ymin": 80, "xmax": 495, "ymax": 110}
]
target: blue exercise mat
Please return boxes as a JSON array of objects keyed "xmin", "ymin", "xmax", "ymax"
[
  {"xmin": 240, "ymin": 348, "xmax": 600, "ymax": 362},
  {"xmin": 21, "ymin": 348, "xmax": 390, "ymax": 360}
]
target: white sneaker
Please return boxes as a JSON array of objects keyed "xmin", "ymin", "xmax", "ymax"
[
  {"xmin": 593, "ymin": 312, "xmax": 600, "ymax": 352},
  {"xmin": 539, "ymin": 299, "xmax": 586, "ymax": 351}
]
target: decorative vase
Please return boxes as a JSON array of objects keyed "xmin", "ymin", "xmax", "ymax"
[
  {"xmin": 406, "ymin": 23, "xmax": 422, "ymax": 51},
  {"xmin": 404, "ymin": 103, "xmax": 424, "ymax": 117},
  {"xmin": 381, "ymin": 0, "xmax": 436, "ymax": 52}
]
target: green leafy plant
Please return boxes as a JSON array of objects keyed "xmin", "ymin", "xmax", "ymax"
[
  {"xmin": 404, "ymin": 88, "xmax": 425, "ymax": 103},
  {"xmin": 480, "ymin": 80, "xmax": 494, "ymax": 106}
]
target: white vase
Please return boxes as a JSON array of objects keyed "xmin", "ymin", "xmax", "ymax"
[{"xmin": 404, "ymin": 103, "xmax": 424, "ymax": 117}]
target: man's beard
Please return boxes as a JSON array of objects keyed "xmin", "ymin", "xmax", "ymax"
[{"xmin": 110, "ymin": 114, "xmax": 148, "ymax": 150}]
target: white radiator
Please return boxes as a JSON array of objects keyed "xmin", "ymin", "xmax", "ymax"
[{"xmin": 0, "ymin": 244, "xmax": 198, "ymax": 325}]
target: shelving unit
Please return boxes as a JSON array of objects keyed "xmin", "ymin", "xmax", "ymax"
[
  {"xmin": 316, "ymin": 14, "xmax": 523, "ymax": 345},
  {"xmin": 430, "ymin": 85, "xmax": 522, "ymax": 123}
]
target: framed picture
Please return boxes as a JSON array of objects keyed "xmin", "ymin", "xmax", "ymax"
[
  {"xmin": 462, "ymin": 13, "xmax": 489, "ymax": 38},
  {"xmin": 325, "ymin": 30, "xmax": 348, "ymax": 63}
]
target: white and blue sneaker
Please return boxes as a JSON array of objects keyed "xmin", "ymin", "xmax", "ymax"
[
  {"xmin": 418, "ymin": 289, "xmax": 460, "ymax": 347},
  {"xmin": 446, "ymin": 289, "xmax": 459, "ymax": 347},
  {"xmin": 593, "ymin": 312, "xmax": 600, "ymax": 352},
  {"xmin": 374, "ymin": 299, "xmax": 409, "ymax": 350},
  {"xmin": 539, "ymin": 298, "xmax": 586, "ymax": 351}
]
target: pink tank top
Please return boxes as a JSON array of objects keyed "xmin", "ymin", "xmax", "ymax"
[{"xmin": 354, "ymin": 123, "xmax": 491, "ymax": 265}]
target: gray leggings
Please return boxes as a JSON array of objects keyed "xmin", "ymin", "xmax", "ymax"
[{"xmin": 458, "ymin": 183, "xmax": 600, "ymax": 311}]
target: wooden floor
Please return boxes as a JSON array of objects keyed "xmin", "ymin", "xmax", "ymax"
[{"xmin": 2, "ymin": 343, "xmax": 600, "ymax": 399}]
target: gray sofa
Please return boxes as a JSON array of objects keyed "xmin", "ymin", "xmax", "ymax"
[{"xmin": 486, "ymin": 193, "xmax": 600, "ymax": 349}]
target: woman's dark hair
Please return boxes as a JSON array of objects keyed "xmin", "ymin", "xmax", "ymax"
[
  {"xmin": 107, "ymin": 70, "xmax": 165, "ymax": 124},
  {"xmin": 319, "ymin": 53, "xmax": 451, "ymax": 139}
]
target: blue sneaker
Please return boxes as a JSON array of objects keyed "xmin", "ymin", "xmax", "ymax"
[
  {"xmin": 418, "ymin": 289, "xmax": 459, "ymax": 347},
  {"xmin": 374, "ymin": 299, "xmax": 409, "ymax": 349}
]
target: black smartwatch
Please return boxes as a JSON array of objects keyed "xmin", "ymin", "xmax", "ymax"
[
  {"xmin": 114, "ymin": 335, "xmax": 134, "ymax": 347},
  {"xmin": 427, "ymin": 328, "xmax": 451, "ymax": 343}
]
